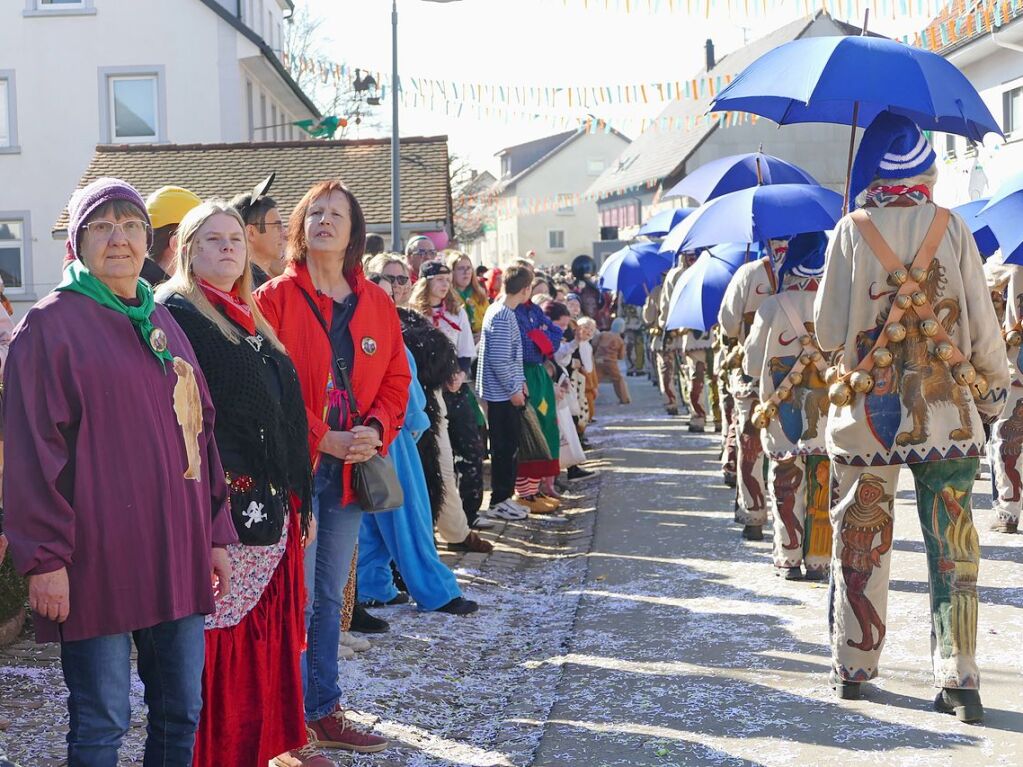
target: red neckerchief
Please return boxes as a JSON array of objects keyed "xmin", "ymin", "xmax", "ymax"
[
  {"xmin": 865, "ymin": 184, "xmax": 932, "ymax": 208},
  {"xmin": 431, "ymin": 304, "xmax": 462, "ymax": 333},
  {"xmin": 198, "ymin": 278, "xmax": 257, "ymax": 336}
]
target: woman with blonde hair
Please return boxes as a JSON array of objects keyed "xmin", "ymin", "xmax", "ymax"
[
  {"xmin": 447, "ymin": 251, "xmax": 489, "ymax": 342},
  {"xmin": 156, "ymin": 201, "xmax": 327, "ymax": 767}
]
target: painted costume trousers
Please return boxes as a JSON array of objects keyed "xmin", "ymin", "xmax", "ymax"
[
  {"xmin": 596, "ymin": 359, "xmax": 631, "ymax": 404},
  {"xmin": 656, "ymin": 347, "xmax": 684, "ymax": 411},
  {"xmin": 991, "ymin": 385, "xmax": 1023, "ymax": 524},
  {"xmin": 734, "ymin": 395, "xmax": 769, "ymax": 525},
  {"xmin": 767, "ymin": 454, "xmax": 832, "ymax": 572},
  {"xmin": 684, "ymin": 350, "xmax": 710, "ymax": 428},
  {"xmin": 829, "ymin": 458, "xmax": 981, "ymax": 689},
  {"xmin": 623, "ymin": 329, "xmax": 645, "ymax": 373},
  {"xmin": 719, "ymin": 368, "xmax": 737, "ymax": 475}
]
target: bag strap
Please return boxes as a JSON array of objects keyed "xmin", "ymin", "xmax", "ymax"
[{"xmin": 298, "ymin": 286, "xmax": 364, "ymax": 425}]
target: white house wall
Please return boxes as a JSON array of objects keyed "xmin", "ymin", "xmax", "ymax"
[{"xmin": 0, "ymin": 0, "xmax": 312, "ymax": 310}]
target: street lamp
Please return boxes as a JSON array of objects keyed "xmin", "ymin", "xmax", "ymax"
[{"xmin": 391, "ymin": 0, "xmax": 464, "ymax": 252}]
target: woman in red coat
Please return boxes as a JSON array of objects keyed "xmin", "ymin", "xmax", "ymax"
[{"xmin": 255, "ymin": 180, "xmax": 410, "ymax": 761}]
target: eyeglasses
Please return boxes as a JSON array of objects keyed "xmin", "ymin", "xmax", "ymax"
[
  {"xmin": 410, "ymin": 248, "xmax": 436, "ymax": 258},
  {"xmin": 381, "ymin": 274, "xmax": 410, "ymax": 286},
  {"xmin": 82, "ymin": 219, "xmax": 150, "ymax": 240},
  {"xmin": 258, "ymin": 221, "xmax": 287, "ymax": 233}
]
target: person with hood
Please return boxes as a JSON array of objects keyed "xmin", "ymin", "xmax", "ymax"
[
  {"xmin": 719, "ymin": 236, "xmax": 792, "ymax": 541},
  {"xmin": 143, "ymin": 185, "xmax": 202, "ymax": 285},
  {"xmin": 814, "ymin": 112, "xmax": 1007, "ymax": 721},
  {"xmin": 743, "ymin": 231, "xmax": 833, "ymax": 582}
]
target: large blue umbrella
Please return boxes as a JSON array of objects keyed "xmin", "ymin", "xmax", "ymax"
[
  {"xmin": 664, "ymin": 184, "xmax": 843, "ymax": 255},
  {"xmin": 663, "ymin": 152, "xmax": 819, "ymax": 203},
  {"xmin": 979, "ymin": 172, "xmax": 1023, "ymax": 265},
  {"xmin": 637, "ymin": 207, "xmax": 697, "ymax": 237},
  {"xmin": 952, "ymin": 199, "xmax": 998, "ymax": 259},
  {"xmin": 665, "ymin": 244, "xmax": 755, "ymax": 332},
  {"xmin": 710, "ymin": 36, "xmax": 1000, "ymax": 141},
  {"xmin": 598, "ymin": 243, "xmax": 673, "ymax": 306}
]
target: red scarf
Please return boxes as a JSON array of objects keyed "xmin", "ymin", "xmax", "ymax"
[
  {"xmin": 198, "ymin": 279, "xmax": 257, "ymax": 336},
  {"xmin": 431, "ymin": 305, "xmax": 462, "ymax": 333}
]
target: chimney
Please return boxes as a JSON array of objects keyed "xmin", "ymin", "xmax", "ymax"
[{"xmin": 705, "ymin": 39, "xmax": 715, "ymax": 71}]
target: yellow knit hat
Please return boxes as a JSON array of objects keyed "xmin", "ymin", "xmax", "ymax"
[{"xmin": 145, "ymin": 186, "xmax": 202, "ymax": 230}]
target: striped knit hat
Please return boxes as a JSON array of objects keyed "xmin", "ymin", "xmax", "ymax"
[{"xmin": 850, "ymin": 111, "xmax": 936, "ymax": 205}]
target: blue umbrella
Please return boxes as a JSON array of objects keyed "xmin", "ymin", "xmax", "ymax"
[
  {"xmin": 663, "ymin": 152, "xmax": 819, "ymax": 203},
  {"xmin": 952, "ymin": 199, "xmax": 998, "ymax": 259},
  {"xmin": 979, "ymin": 172, "xmax": 1023, "ymax": 264},
  {"xmin": 710, "ymin": 36, "xmax": 1000, "ymax": 141},
  {"xmin": 598, "ymin": 243, "xmax": 672, "ymax": 306},
  {"xmin": 665, "ymin": 244, "xmax": 756, "ymax": 332},
  {"xmin": 664, "ymin": 184, "xmax": 843, "ymax": 255},
  {"xmin": 637, "ymin": 207, "xmax": 697, "ymax": 237}
]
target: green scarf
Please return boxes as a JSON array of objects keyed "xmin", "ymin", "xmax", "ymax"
[
  {"xmin": 56, "ymin": 260, "xmax": 174, "ymax": 370},
  {"xmin": 458, "ymin": 286, "xmax": 478, "ymax": 327}
]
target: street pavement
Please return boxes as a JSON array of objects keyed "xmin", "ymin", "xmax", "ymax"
[
  {"xmin": 533, "ymin": 375, "xmax": 1023, "ymax": 767},
  {"xmin": 1, "ymin": 374, "xmax": 1021, "ymax": 767}
]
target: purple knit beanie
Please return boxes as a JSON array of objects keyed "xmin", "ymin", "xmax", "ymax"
[{"xmin": 65, "ymin": 177, "xmax": 152, "ymax": 261}]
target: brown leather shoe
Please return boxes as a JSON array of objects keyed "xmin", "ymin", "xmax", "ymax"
[
  {"xmin": 446, "ymin": 531, "xmax": 493, "ymax": 553},
  {"xmin": 307, "ymin": 707, "xmax": 389, "ymax": 753}
]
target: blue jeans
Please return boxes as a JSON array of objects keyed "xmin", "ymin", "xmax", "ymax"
[
  {"xmin": 303, "ymin": 460, "xmax": 364, "ymax": 720},
  {"xmin": 59, "ymin": 614, "xmax": 205, "ymax": 767}
]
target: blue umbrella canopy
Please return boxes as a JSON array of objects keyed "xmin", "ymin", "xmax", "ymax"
[
  {"xmin": 952, "ymin": 199, "xmax": 998, "ymax": 259},
  {"xmin": 665, "ymin": 244, "xmax": 757, "ymax": 332},
  {"xmin": 979, "ymin": 172, "xmax": 1023, "ymax": 263},
  {"xmin": 598, "ymin": 243, "xmax": 673, "ymax": 306},
  {"xmin": 663, "ymin": 152, "xmax": 819, "ymax": 203},
  {"xmin": 637, "ymin": 207, "xmax": 697, "ymax": 237},
  {"xmin": 664, "ymin": 184, "xmax": 843, "ymax": 255},
  {"xmin": 710, "ymin": 36, "xmax": 1000, "ymax": 141}
]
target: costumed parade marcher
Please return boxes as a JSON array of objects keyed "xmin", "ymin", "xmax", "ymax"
[
  {"xmin": 678, "ymin": 250, "xmax": 717, "ymax": 433},
  {"xmin": 814, "ymin": 112, "xmax": 1007, "ymax": 721},
  {"xmin": 742, "ymin": 231, "xmax": 833, "ymax": 581},
  {"xmin": 988, "ymin": 262, "xmax": 1023, "ymax": 534},
  {"xmin": 718, "ymin": 237, "xmax": 791, "ymax": 540},
  {"xmin": 651, "ymin": 257, "xmax": 687, "ymax": 416}
]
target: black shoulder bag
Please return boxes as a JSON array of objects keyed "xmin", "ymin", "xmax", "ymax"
[{"xmin": 299, "ymin": 288, "xmax": 404, "ymax": 513}]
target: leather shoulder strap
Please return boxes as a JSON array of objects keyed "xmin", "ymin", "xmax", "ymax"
[
  {"xmin": 850, "ymin": 209, "xmax": 903, "ymax": 273},
  {"xmin": 910, "ymin": 206, "xmax": 950, "ymax": 273},
  {"xmin": 776, "ymin": 292, "xmax": 807, "ymax": 341}
]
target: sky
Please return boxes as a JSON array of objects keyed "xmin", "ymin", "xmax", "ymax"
[{"xmin": 303, "ymin": 0, "xmax": 937, "ymax": 175}]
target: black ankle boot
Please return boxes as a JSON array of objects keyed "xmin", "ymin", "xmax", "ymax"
[
  {"xmin": 830, "ymin": 671, "xmax": 861, "ymax": 700},
  {"xmin": 350, "ymin": 604, "xmax": 389, "ymax": 634},
  {"xmin": 741, "ymin": 524, "xmax": 764, "ymax": 541},
  {"xmin": 934, "ymin": 688, "xmax": 984, "ymax": 723}
]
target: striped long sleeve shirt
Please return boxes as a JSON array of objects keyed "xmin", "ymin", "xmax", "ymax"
[{"xmin": 476, "ymin": 301, "xmax": 525, "ymax": 403}]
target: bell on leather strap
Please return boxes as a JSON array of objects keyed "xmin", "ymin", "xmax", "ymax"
[
  {"xmin": 973, "ymin": 374, "xmax": 990, "ymax": 397},
  {"xmin": 1006, "ymin": 328, "xmax": 1023, "ymax": 347},
  {"xmin": 799, "ymin": 334, "xmax": 812, "ymax": 347},
  {"xmin": 824, "ymin": 366, "xmax": 840, "ymax": 385},
  {"xmin": 799, "ymin": 352, "xmax": 813, "ymax": 366},
  {"xmin": 910, "ymin": 266, "xmax": 927, "ymax": 284},
  {"xmin": 777, "ymin": 386, "xmax": 793, "ymax": 401},
  {"xmin": 752, "ymin": 405, "xmax": 771, "ymax": 430},
  {"xmin": 828, "ymin": 381, "xmax": 854, "ymax": 407},
  {"xmin": 811, "ymin": 350, "xmax": 824, "ymax": 363},
  {"xmin": 920, "ymin": 319, "xmax": 939, "ymax": 337},
  {"xmin": 911, "ymin": 290, "xmax": 927, "ymax": 307},
  {"xmin": 850, "ymin": 370, "xmax": 875, "ymax": 393},
  {"xmin": 891, "ymin": 268, "xmax": 908, "ymax": 285},
  {"xmin": 894, "ymin": 294, "xmax": 912, "ymax": 310},
  {"xmin": 872, "ymin": 348, "xmax": 893, "ymax": 368},
  {"xmin": 952, "ymin": 361, "xmax": 976, "ymax": 385},
  {"xmin": 788, "ymin": 370, "xmax": 803, "ymax": 386},
  {"xmin": 935, "ymin": 341, "xmax": 955, "ymax": 361},
  {"xmin": 885, "ymin": 322, "xmax": 907, "ymax": 342}
]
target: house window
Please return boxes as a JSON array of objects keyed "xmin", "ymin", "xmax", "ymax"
[
  {"xmin": 1004, "ymin": 86, "xmax": 1023, "ymax": 135},
  {"xmin": 548, "ymin": 230, "xmax": 566, "ymax": 250},
  {"xmin": 23, "ymin": 0, "xmax": 96, "ymax": 15},
  {"xmin": 108, "ymin": 75, "xmax": 159, "ymax": 142},
  {"xmin": 259, "ymin": 92, "xmax": 267, "ymax": 140},
  {"xmin": 0, "ymin": 219, "xmax": 25, "ymax": 293},
  {"xmin": 271, "ymin": 104, "xmax": 278, "ymax": 140},
  {"xmin": 587, "ymin": 158, "xmax": 605, "ymax": 176},
  {"xmin": 0, "ymin": 73, "xmax": 17, "ymax": 151},
  {"xmin": 40, "ymin": 0, "xmax": 84, "ymax": 5},
  {"xmin": 246, "ymin": 80, "xmax": 254, "ymax": 140},
  {"xmin": 944, "ymin": 133, "xmax": 956, "ymax": 159},
  {"xmin": 268, "ymin": 10, "xmax": 274, "ymax": 46}
]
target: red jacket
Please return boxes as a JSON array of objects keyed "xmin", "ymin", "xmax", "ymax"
[{"xmin": 255, "ymin": 261, "xmax": 410, "ymax": 505}]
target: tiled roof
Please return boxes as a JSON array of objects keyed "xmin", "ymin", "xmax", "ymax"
[
  {"xmin": 585, "ymin": 11, "xmax": 865, "ymax": 200},
  {"xmin": 918, "ymin": 0, "xmax": 1023, "ymax": 55},
  {"xmin": 53, "ymin": 137, "xmax": 452, "ymax": 233}
]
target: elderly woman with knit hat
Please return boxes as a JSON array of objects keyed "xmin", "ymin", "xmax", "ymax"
[
  {"xmin": 815, "ymin": 112, "xmax": 1007, "ymax": 721},
  {"xmin": 2, "ymin": 177, "xmax": 236, "ymax": 766}
]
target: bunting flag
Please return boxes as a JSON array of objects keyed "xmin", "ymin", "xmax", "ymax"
[{"xmin": 552, "ymin": 0, "xmax": 945, "ymax": 15}]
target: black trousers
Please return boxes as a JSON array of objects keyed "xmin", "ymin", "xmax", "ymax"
[
  {"xmin": 487, "ymin": 399, "xmax": 522, "ymax": 505},
  {"xmin": 444, "ymin": 385, "xmax": 485, "ymax": 523}
]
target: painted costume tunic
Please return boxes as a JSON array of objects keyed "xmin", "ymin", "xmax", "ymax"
[
  {"xmin": 719, "ymin": 257, "xmax": 777, "ymax": 399},
  {"xmin": 3, "ymin": 291, "xmax": 235, "ymax": 643},
  {"xmin": 743, "ymin": 280, "xmax": 829, "ymax": 460},
  {"xmin": 814, "ymin": 205, "xmax": 1008, "ymax": 467},
  {"xmin": 991, "ymin": 266, "xmax": 1023, "ymax": 523}
]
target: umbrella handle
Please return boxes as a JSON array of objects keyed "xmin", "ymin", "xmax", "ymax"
[{"xmin": 843, "ymin": 102, "xmax": 860, "ymax": 215}]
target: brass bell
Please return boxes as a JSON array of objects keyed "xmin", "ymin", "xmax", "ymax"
[
  {"xmin": 752, "ymin": 406, "xmax": 771, "ymax": 430},
  {"xmin": 872, "ymin": 347, "xmax": 893, "ymax": 368},
  {"xmin": 973, "ymin": 374, "xmax": 990, "ymax": 397},
  {"xmin": 920, "ymin": 319, "xmax": 939, "ymax": 337},
  {"xmin": 829, "ymin": 381, "xmax": 854, "ymax": 407},
  {"xmin": 800, "ymin": 334, "xmax": 812, "ymax": 347},
  {"xmin": 764, "ymin": 402, "xmax": 779, "ymax": 419},
  {"xmin": 850, "ymin": 370, "xmax": 875, "ymax": 394},
  {"xmin": 935, "ymin": 341, "xmax": 955, "ymax": 361},
  {"xmin": 812, "ymin": 350, "xmax": 824, "ymax": 363},
  {"xmin": 788, "ymin": 371, "xmax": 804, "ymax": 386},
  {"xmin": 886, "ymin": 322, "xmax": 907, "ymax": 342},
  {"xmin": 1006, "ymin": 329, "xmax": 1023, "ymax": 347},
  {"xmin": 910, "ymin": 266, "xmax": 927, "ymax": 284},
  {"xmin": 911, "ymin": 290, "xmax": 927, "ymax": 306},
  {"xmin": 824, "ymin": 365, "xmax": 840, "ymax": 385},
  {"xmin": 952, "ymin": 361, "xmax": 977, "ymax": 385},
  {"xmin": 894, "ymin": 294, "xmax": 912, "ymax": 310},
  {"xmin": 800, "ymin": 353, "xmax": 813, "ymax": 366},
  {"xmin": 777, "ymin": 386, "xmax": 792, "ymax": 401},
  {"xmin": 891, "ymin": 268, "xmax": 908, "ymax": 285}
]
